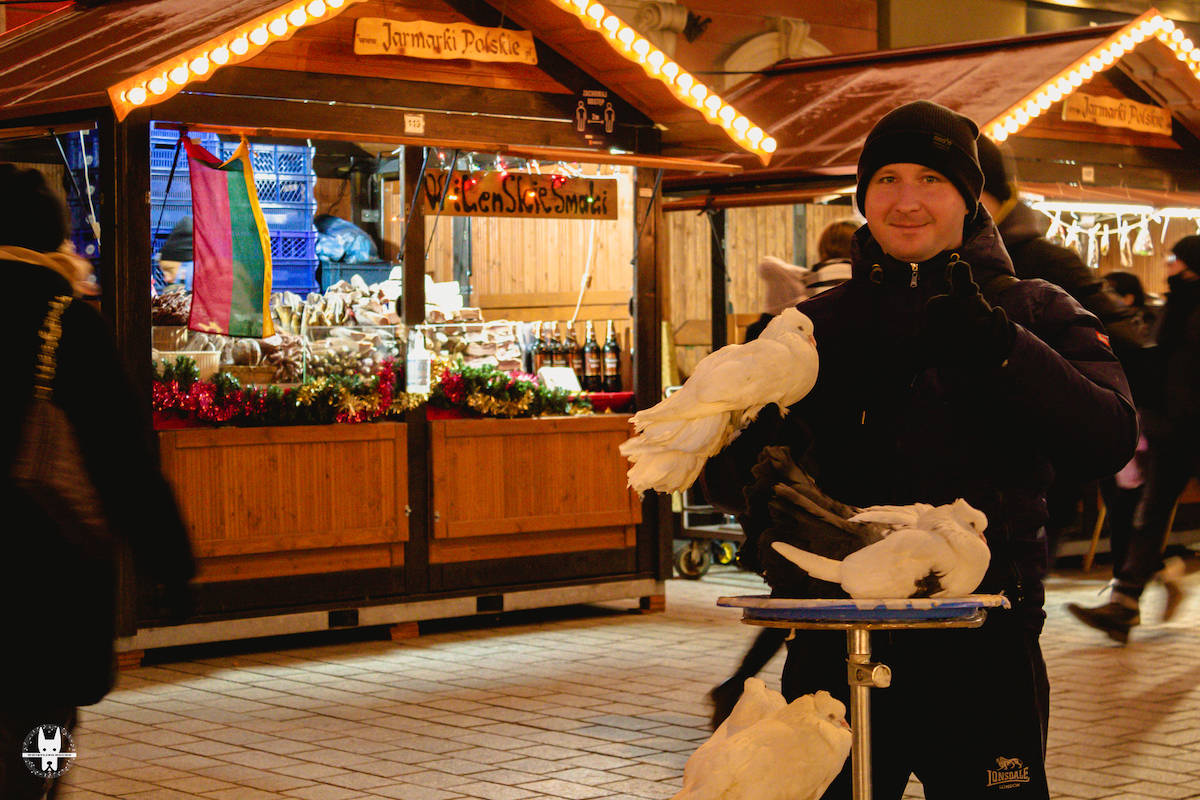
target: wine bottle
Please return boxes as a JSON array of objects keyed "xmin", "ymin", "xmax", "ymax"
[
  {"xmin": 564, "ymin": 323, "xmax": 583, "ymax": 380},
  {"xmin": 550, "ymin": 321, "xmax": 569, "ymax": 369},
  {"xmin": 582, "ymin": 321, "xmax": 601, "ymax": 392},
  {"xmin": 533, "ymin": 321, "xmax": 549, "ymax": 372},
  {"xmin": 602, "ymin": 319, "xmax": 622, "ymax": 392}
]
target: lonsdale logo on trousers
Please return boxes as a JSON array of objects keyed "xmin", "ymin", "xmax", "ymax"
[{"xmin": 987, "ymin": 756, "xmax": 1030, "ymax": 788}]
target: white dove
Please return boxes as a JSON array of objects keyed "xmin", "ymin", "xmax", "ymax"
[
  {"xmin": 620, "ymin": 307, "xmax": 818, "ymax": 495},
  {"xmin": 770, "ymin": 498, "xmax": 991, "ymax": 599},
  {"xmin": 674, "ymin": 680, "xmax": 851, "ymax": 800}
]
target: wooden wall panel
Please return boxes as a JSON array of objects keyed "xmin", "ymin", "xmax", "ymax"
[
  {"xmin": 726, "ymin": 204, "xmax": 796, "ymax": 318},
  {"xmin": 160, "ymin": 424, "xmax": 408, "ymax": 582},
  {"xmin": 429, "ymin": 416, "xmax": 641, "ymax": 556}
]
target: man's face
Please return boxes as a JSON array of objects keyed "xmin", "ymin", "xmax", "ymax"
[{"xmin": 864, "ymin": 163, "xmax": 968, "ymax": 263}]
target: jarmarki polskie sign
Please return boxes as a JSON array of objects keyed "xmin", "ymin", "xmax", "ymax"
[
  {"xmin": 422, "ymin": 171, "xmax": 618, "ymax": 220},
  {"xmin": 354, "ymin": 18, "xmax": 537, "ymax": 65}
]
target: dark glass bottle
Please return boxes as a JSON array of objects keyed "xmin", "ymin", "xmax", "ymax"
[
  {"xmin": 564, "ymin": 323, "xmax": 583, "ymax": 380},
  {"xmin": 550, "ymin": 322, "xmax": 569, "ymax": 369},
  {"xmin": 602, "ymin": 319, "xmax": 622, "ymax": 392},
  {"xmin": 533, "ymin": 321, "xmax": 550, "ymax": 372},
  {"xmin": 582, "ymin": 320, "xmax": 601, "ymax": 392}
]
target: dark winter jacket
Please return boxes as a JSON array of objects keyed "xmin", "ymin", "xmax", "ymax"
[
  {"xmin": 1141, "ymin": 273, "xmax": 1200, "ymax": 445},
  {"xmin": 998, "ymin": 200, "xmax": 1151, "ymax": 373},
  {"xmin": 2, "ymin": 261, "xmax": 194, "ymax": 708},
  {"xmin": 706, "ymin": 209, "xmax": 1137, "ymax": 628}
]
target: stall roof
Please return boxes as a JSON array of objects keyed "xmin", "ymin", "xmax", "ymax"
[
  {"xmin": 664, "ymin": 8, "xmax": 1200, "ymax": 194},
  {"xmin": 0, "ymin": 0, "xmax": 772, "ymax": 166}
]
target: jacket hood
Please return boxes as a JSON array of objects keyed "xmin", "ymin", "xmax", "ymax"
[
  {"xmin": 995, "ymin": 199, "xmax": 1048, "ymax": 249},
  {"xmin": 849, "ymin": 205, "xmax": 1015, "ymax": 297}
]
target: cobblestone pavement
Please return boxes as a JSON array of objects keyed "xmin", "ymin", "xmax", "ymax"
[{"xmin": 52, "ymin": 557, "xmax": 1200, "ymax": 799}]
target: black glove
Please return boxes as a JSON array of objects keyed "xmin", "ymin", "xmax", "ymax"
[{"xmin": 920, "ymin": 260, "xmax": 1015, "ymax": 370}]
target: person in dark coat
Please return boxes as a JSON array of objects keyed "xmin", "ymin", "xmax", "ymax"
[
  {"xmin": 977, "ymin": 135, "xmax": 1149, "ymax": 560},
  {"xmin": 0, "ymin": 164, "xmax": 195, "ymax": 799},
  {"xmin": 704, "ymin": 102, "xmax": 1136, "ymax": 798},
  {"xmin": 1069, "ymin": 237, "xmax": 1200, "ymax": 642}
]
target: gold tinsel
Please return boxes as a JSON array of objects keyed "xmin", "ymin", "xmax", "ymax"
[
  {"xmin": 467, "ymin": 390, "xmax": 534, "ymax": 418},
  {"xmin": 294, "ymin": 377, "xmax": 327, "ymax": 406},
  {"xmin": 389, "ymin": 392, "xmax": 427, "ymax": 414}
]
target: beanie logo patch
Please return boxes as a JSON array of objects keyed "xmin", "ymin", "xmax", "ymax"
[{"xmin": 931, "ymin": 133, "xmax": 953, "ymax": 151}]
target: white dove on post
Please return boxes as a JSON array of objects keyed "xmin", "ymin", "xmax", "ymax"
[
  {"xmin": 620, "ymin": 307, "xmax": 818, "ymax": 495},
  {"xmin": 771, "ymin": 498, "xmax": 991, "ymax": 599},
  {"xmin": 672, "ymin": 677, "xmax": 851, "ymax": 800}
]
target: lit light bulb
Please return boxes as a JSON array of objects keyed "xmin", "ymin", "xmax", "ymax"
[
  {"xmin": 1069, "ymin": 70, "xmax": 1082, "ymax": 86},
  {"xmin": 211, "ymin": 46, "xmax": 230, "ymax": 65},
  {"xmin": 1191, "ymin": 49, "xmax": 1200, "ymax": 62},
  {"xmin": 647, "ymin": 50, "xmax": 664, "ymax": 71},
  {"xmin": 231, "ymin": 36, "xmax": 249, "ymax": 55},
  {"xmin": 1015, "ymin": 109, "xmax": 1029, "ymax": 125},
  {"xmin": 1089, "ymin": 56, "xmax": 1102, "ymax": 71},
  {"xmin": 761, "ymin": 137, "xmax": 777, "ymax": 153},
  {"xmin": 747, "ymin": 126, "xmax": 763, "ymax": 144},
  {"xmin": 128, "ymin": 85, "xmax": 147, "ymax": 105},
  {"xmin": 587, "ymin": 4, "xmax": 604, "ymax": 22},
  {"xmin": 1162, "ymin": 19, "xmax": 1175, "ymax": 34},
  {"xmin": 326, "ymin": 0, "xmax": 343, "ymax": 7},
  {"xmin": 250, "ymin": 26, "xmax": 269, "ymax": 45},
  {"xmin": 1037, "ymin": 92, "xmax": 1051, "ymax": 109},
  {"xmin": 307, "ymin": 0, "xmax": 326, "ymax": 15},
  {"xmin": 1109, "ymin": 43, "xmax": 1125, "ymax": 58},
  {"xmin": 170, "ymin": 65, "xmax": 189, "ymax": 84},
  {"xmin": 1025, "ymin": 101, "xmax": 1039, "ymax": 117},
  {"xmin": 149, "ymin": 76, "xmax": 168, "ymax": 95},
  {"xmin": 1173, "ymin": 28, "xmax": 1184, "ymax": 42},
  {"xmin": 288, "ymin": 7, "xmax": 307, "ymax": 26},
  {"xmin": 1183, "ymin": 39, "xmax": 1194, "ymax": 52},
  {"xmin": 572, "ymin": 0, "xmax": 589, "ymax": 10},
  {"xmin": 1100, "ymin": 49, "xmax": 1114, "ymax": 64},
  {"xmin": 190, "ymin": 55, "xmax": 210, "ymax": 75},
  {"xmin": 269, "ymin": 16, "xmax": 288, "ymax": 36},
  {"xmin": 1005, "ymin": 116, "xmax": 1019, "ymax": 133},
  {"xmin": 675, "ymin": 71, "xmax": 693, "ymax": 93},
  {"xmin": 719, "ymin": 105, "xmax": 735, "ymax": 123},
  {"xmin": 690, "ymin": 83, "xmax": 707, "ymax": 104},
  {"xmin": 617, "ymin": 27, "xmax": 634, "ymax": 47},
  {"xmin": 1131, "ymin": 27, "xmax": 1145, "ymax": 42},
  {"xmin": 1121, "ymin": 35, "xmax": 1134, "ymax": 49},
  {"xmin": 1047, "ymin": 86, "xmax": 1062, "ymax": 102},
  {"xmin": 632, "ymin": 38, "xmax": 649, "ymax": 58},
  {"xmin": 994, "ymin": 127, "xmax": 1008, "ymax": 142},
  {"xmin": 661, "ymin": 60, "xmax": 679, "ymax": 81},
  {"xmin": 1056, "ymin": 78, "xmax": 1070, "ymax": 94},
  {"xmin": 1079, "ymin": 64, "xmax": 1093, "ymax": 80},
  {"xmin": 733, "ymin": 115, "xmax": 750, "ymax": 133},
  {"xmin": 602, "ymin": 15, "xmax": 619, "ymax": 34},
  {"xmin": 704, "ymin": 95, "xmax": 721, "ymax": 113}
]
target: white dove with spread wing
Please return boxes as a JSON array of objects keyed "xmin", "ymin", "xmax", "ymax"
[
  {"xmin": 621, "ymin": 307, "xmax": 818, "ymax": 495},
  {"xmin": 771, "ymin": 498, "xmax": 991, "ymax": 598},
  {"xmin": 673, "ymin": 677, "xmax": 851, "ymax": 800}
]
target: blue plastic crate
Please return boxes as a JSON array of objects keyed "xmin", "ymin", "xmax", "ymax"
[
  {"xmin": 150, "ymin": 171, "xmax": 193, "ymax": 203},
  {"xmin": 319, "ymin": 261, "xmax": 395, "ymax": 292},
  {"xmin": 272, "ymin": 259, "xmax": 318, "ymax": 294},
  {"xmin": 150, "ymin": 201, "xmax": 192, "ymax": 238},
  {"xmin": 272, "ymin": 229, "xmax": 316, "ymax": 261},
  {"xmin": 257, "ymin": 204, "xmax": 316, "ymax": 231},
  {"xmin": 218, "ymin": 141, "xmax": 313, "ymax": 175},
  {"xmin": 71, "ymin": 227, "xmax": 100, "ymax": 260}
]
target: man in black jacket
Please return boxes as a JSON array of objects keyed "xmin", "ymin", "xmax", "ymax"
[{"xmin": 705, "ymin": 102, "xmax": 1136, "ymax": 798}]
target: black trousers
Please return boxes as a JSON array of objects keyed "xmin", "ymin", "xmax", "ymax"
[{"xmin": 781, "ymin": 623, "xmax": 1049, "ymax": 799}]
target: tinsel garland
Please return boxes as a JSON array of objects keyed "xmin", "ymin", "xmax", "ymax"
[{"xmin": 152, "ymin": 353, "xmax": 588, "ymax": 427}]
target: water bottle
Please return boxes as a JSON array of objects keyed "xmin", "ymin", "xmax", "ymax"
[{"xmin": 406, "ymin": 328, "xmax": 431, "ymax": 393}]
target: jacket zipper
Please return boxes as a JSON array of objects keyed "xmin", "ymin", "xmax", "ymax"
[{"xmin": 909, "ymin": 263, "xmax": 919, "ymax": 288}]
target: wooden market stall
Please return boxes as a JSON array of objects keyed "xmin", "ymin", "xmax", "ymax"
[
  {"xmin": 0, "ymin": 0, "xmax": 774, "ymax": 658},
  {"xmin": 658, "ymin": 7, "xmax": 1200, "ymax": 554}
]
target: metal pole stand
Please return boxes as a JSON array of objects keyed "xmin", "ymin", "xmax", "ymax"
[{"xmin": 717, "ymin": 595, "xmax": 1007, "ymax": 800}]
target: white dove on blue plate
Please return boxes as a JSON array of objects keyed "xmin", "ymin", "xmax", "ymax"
[
  {"xmin": 771, "ymin": 498, "xmax": 991, "ymax": 599},
  {"xmin": 620, "ymin": 307, "xmax": 818, "ymax": 495},
  {"xmin": 673, "ymin": 677, "xmax": 851, "ymax": 800}
]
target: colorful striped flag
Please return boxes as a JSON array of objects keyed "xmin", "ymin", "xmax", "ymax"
[{"xmin": 183, "ymin": 136, "xmax": 274, "ymax": 338}]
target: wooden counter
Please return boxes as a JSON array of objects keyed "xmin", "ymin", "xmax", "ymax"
[
  {"xmin": 428, "ymin": 414, "xmax": 641, "ymax": 564},
  {"xmin": 159, "ymin": 423, "xmax": 408, "ymax": 583}
]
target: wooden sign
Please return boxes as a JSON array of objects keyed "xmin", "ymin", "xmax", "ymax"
[
  {"xmin": 1062, "ymin": 92, "xmax": 1172, "ymax": 136},
  {"xmin": 422, "ymin": 171, "xmax": 618, "ymax": 219},
  {"xmin": 354, "ymin": 18, "xmax": 537, "ymax": 64}
]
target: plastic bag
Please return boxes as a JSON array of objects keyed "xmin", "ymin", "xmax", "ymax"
[{"xmin": 315, "ymin": 214, "xmax": 379, "ymax": 264}]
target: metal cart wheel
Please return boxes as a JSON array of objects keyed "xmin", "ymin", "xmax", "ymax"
[{"xmin": 674, "ymin": 540, "xmax": 712, "ymax": 579}]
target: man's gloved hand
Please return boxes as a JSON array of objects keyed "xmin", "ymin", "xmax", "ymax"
[{"xmin": 920, "ymin": 260, "xmax": 1016, "ymax": 370}]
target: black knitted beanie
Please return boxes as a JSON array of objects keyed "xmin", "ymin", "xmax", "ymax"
[
  {"xmin": 856, "ymin": 101, "xmax": 983, "ymax": 215},
  {"xmin": 1172, "ymin": 234, "xmax": 1200, "ymax": 272}
]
